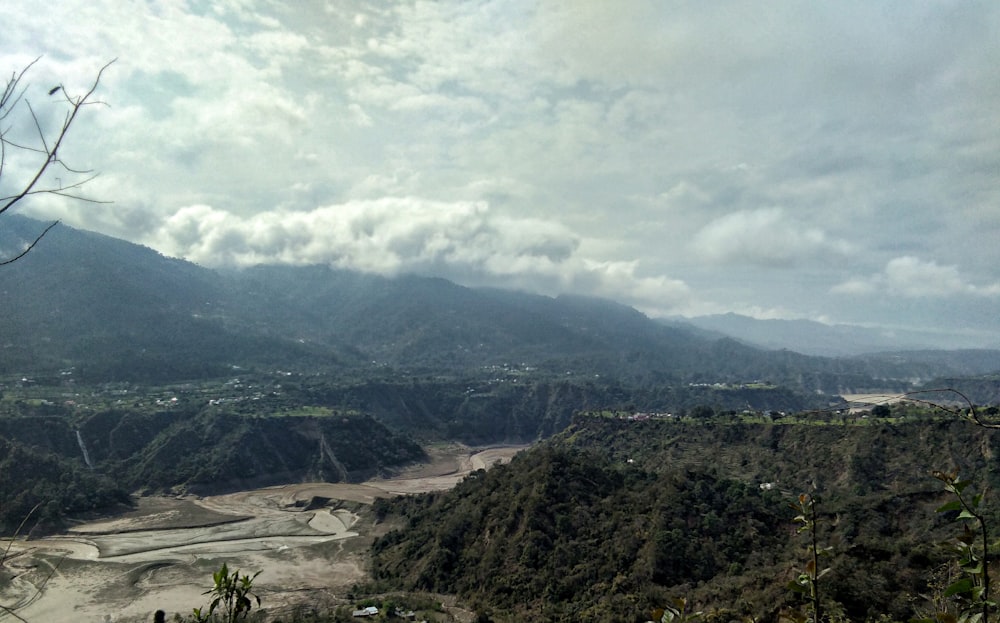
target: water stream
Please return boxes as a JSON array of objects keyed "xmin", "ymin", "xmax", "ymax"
[{"xmin": 75, "ymin": 429, "xmax": 93, "ymax": 468}]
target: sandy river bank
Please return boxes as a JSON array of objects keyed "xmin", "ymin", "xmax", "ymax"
[{"xmin": 0, "ymin": 445, "xmax": 525, "ymax": 623}]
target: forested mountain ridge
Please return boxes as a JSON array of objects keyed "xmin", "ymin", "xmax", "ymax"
[
  {"xmin": 0, "ymin": 370, "xmax": 832, "ymax": 533},
  {"xmin": 370, "ymin": 414, "xmax": 1000, "ymax": 622},
  {"xmin": 373, "ymin": 445, "xmax": 787, "ymax": 622},
  {"xmin": 0, "ymin": 395, "xmax": 425, "ymax": 532},
  {"xmin": 1, "ymin": 215, "xmax": 991, "ymax": 391}
]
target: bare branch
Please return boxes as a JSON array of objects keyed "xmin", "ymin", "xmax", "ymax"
[
  {"xmin": 828, "ymin": 387, "xmax": 999, "ymax": 429},
  {"xmin": 0, "ymin": 57, "xmax": 115, "ymax": 264},
  {"xmin": 1, "ymin": 504, "xmax": 40, "ymax": 568},
  {"xmin": 0, "ymin": 172, "xmax": 109, "ymax": 205},
  {"xmin": 47, "ymin": 192, "xmax": 112, "ymax": 204},
  {"xmin": 0, "ymin": 58, "xmax": 115, "ymax": 216},
  {"xmin": 0, "ymin": 504, "xmax": 43, "ymax": 622},
  {"xmin": 0, "ymin": 58, "xmax": 38, "ymax": 122},
  {"xmin": 903, "ymin": 388, "xmax": 999, "ymax": 428},
  {"xmin": 0, "ymin": 220, "xmax": 58, "ymax": 266},
  {"xmin": 22, "ymin": 554, "xmax": 67, "ymax": 616},
  {"xmin": 0, "ymin": 138, "xmax": 48, "ymax": 156},
  {"xmin": 25, "ymin": 101, "xmax": 50, "ymax": 156},
  {"xmin": 0, "ymin": 602, "xmax": 30, "ymax": 623}
]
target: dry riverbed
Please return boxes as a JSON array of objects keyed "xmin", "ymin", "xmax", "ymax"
[{"xmin": 0, "ymin": 444, "xmax": 526, "ymax": 623}]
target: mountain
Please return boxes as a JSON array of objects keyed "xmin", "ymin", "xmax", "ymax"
[
  {"xmin": 0, "ymin": 216, "xmax": 986, "ymax": 391},
  {"xmin": 0, "ymin": 216, "xmax": 352, "ymax": 380},
  {"xmin": 675, "ymin": 312, "xmax": 1000, "ymax": 357}
]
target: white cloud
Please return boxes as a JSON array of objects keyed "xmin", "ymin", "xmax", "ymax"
[
  {"xmin": 3, "ymin": 0, "xmax": 1000, "ymax": 341},
  {"xmin": 145, "ymin": 198, "xmax": 692, "ymax": 313},
  {"xmin": 693, "ymin": 208, "xmax": 852, "ymax": 267},
  {"xmin": 832, "ymin": 256, "xmax": 1000, "ymax": 299},
  {"xmin": 828, "ymin": 278, "xmax": 875, "ymax": 297}
]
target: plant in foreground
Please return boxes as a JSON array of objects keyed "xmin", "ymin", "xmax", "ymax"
[
  {"xmin": 193, "ymin": 562, "xmax": 261, "ymax": 623},
  {"xmin": 925, "ymin": 470, "xmax": 994, "ymax": 623},
  {"xmin": 653, "ymin": 596, "xmax": 702, "ymax": 623},
  {"xmin": 785, "ymin": 493, "xmax": 831, "ymax": 623}
]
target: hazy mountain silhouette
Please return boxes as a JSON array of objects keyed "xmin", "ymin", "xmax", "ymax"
[{"xmin": 1, "ymin": 216, "xmax": 994, "ymax": 386}]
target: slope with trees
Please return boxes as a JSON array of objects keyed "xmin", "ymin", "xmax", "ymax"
[
  {"xmin": 0, "ymin": 396, "xmax": 426, "ymax": 531},
  {"xmin": 369, "ymin": 414, "xmax": 1000, "ymax": 622}
]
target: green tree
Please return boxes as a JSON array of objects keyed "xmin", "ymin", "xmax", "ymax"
[
  {"xmin": 689, "ymin": 405, "xmax": 715, "ymax": 420},
  {"xmin": 193, "ymin": 563, "xmax": 262, "ymax": 623},
  {"xmin": 871, "ymin": 404, "xmax": 891, "ymax": 418}
]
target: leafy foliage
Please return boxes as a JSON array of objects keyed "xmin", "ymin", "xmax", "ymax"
[
  {"xmin": 193, "ymin": 563, "xmax": 261, "ymax": 623},
  {"xmin": 656, "ymin": 596, "xmax": 702, "ymax": 623},
  {"xmin": 786, "ymin": 493, "xmax": 831, "ymax": 623},
  {"xmin": 0, "ymin": 435, "xmax": 129, "ymax": 533},
  {"xmin": 371, "ymin": 447, "xmax": 784, "ymax": 622},
  {"xmin": 119, "ymin": 410, "xmax": 424, "ymax": 493},
  {"xmin": 370, "ymin": 416, "xmax": 1000, "ymax": 622},
  {"xmin": 931, "ymin": 470, "xmax": 994, "ymax": 623},
  {"xmin": 0, "ymin": 400, "xmax": 425, "ymax": 531}
]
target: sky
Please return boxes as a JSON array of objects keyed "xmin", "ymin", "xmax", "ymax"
[{"xmin": 2, "ymin": 1, "xmax": 999, "ymax": 347}]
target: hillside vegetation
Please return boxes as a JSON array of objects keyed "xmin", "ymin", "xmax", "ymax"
[
  {"xmin": 0, "ymin": 394, "xmax": 424, "ymax": 532},
  {"xmin": 370, "ymin": 415, "xmax": 1000, "ymax": 622}
]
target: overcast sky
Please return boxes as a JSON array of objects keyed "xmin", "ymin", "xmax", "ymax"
[{"xmin": 2, "ymin": 1, "xmax": 999, "ymax": 346}]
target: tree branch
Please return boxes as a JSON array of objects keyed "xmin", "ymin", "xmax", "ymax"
[
  {"xmin": 0, "ymin": 57, "xmax": 114, "ymax": 264},
  {"xmin": 0, "ymin": 220, "xmax": 58, "ymax": 266}
]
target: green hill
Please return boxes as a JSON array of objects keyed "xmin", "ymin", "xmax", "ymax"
[
  {"xmin": 0, "ymin": 400, "xmax": 425, "ymax": 532},
  {"xmin": 369, "ymin": 415, "xmax": 1000, "ymax": 622}
]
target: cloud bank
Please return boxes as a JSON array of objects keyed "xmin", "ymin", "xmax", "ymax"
[
  {"xmin": 833, "ymin": 257, "xmax": 1000, "ymax": 299},
  {"xmin": 149, "ymin": 199, "xmax": 691, "ymax": 313},
  {"xmin": 694, "ymin": 208, "xmax": 853, "ymax": 268},
  {"xmin": 2, "ymin": 0, "xmax": 999, "ymax": 343}
]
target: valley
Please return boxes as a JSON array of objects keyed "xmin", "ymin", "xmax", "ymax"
[
  {"xmin": 3, "ymin": 371, "xmax": 1000, "ymax": 622},
  {"xmin": 1, "ymin": 445, "xmax": 525, "ymax": 622},
  {"xmin": 0, "ymin": 219, "xmax": 999, "ymax": 621}
]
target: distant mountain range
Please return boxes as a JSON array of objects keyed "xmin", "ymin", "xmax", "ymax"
[
  {"xmin": 669, "ymin": 312, "xmax": 995, "ymax": 357},
  {"xmin": 1, "ymin": 216, "xmax": 998, "ymax": 388}
]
